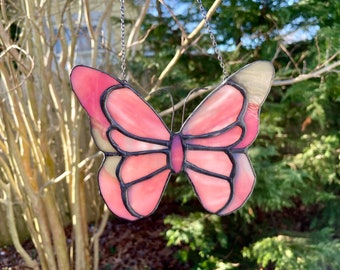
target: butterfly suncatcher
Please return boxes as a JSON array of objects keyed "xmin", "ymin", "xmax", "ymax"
[{"xmin": 70, "ymin": 61, "xmax": 274, "ymax": 221}]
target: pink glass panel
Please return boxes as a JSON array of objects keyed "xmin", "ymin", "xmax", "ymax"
[
  {"xmin": 70, "ymin": 66, "xmax": 120, "ymax": 130},
  {"xmin": 98, "ymin": 157, "xmax": 138, "ymax": 221},
  {"xmin": 110, "ymin": 130, "xmax": 167, "ymax": 152},
  {"xmin": 235, "ymin": 103, "xmax": 260, "ymax": 149},
  {"xmin": 186, "ymin": 125, "xmax": 242, "ymax": 147},
  {"xmin": 186, "ymin": 169, "xmax": 231, "ymax": 213},
  {"xmin": 127, "ymin": 170, "xmax": 171, "ymax": 216},
  {"xmin": 106, "ymin": 88, "xmax": 170, "ymax": 140},
  {"xmin": 219, "ymin": 153, "xmax": 255, "ymax": 214},
  {"xmin": 120, "ymin": 153, "xmax": 168, "ymax": 183},
  {"xmin": 90, "ymin": 120, "xmax": 117, "ymax": 152},
  {"xmin": 170, "ymin": 134, "xmax": 184, "ymax": 173},
  {"xmin": 186, "ymin": 150, "xmax": 233, "ymax": 177},
  {"xmin": 182, "ymin": 85, "xmax": 244, "ymax": 136}
]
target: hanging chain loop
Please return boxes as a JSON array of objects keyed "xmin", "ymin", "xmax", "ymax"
[
  {"xmin": 196, "ymin": 0, "xmax": 228, "ymax": 78},
  {"xmin": 120, "ymin": 0, "xmax": 127, "ymax": 80}
]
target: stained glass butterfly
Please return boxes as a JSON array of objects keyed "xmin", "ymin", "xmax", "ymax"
[{"xmin": 70, "ymin": 61, "xmax": 274, "ymax": 221}]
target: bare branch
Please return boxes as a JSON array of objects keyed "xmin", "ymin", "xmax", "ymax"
[
  {"xmin": 150, "ymin": 0, "xmax": 223, "ymax": 93},
  {"xmin": 126, "ymin": 0, "xmax": 151, "ymax": 56},
  {"xmin": 159, "ymin": 87, "xmax": 213, "ymax": 117},
  {"xmin": 273, "ymin": 60, "xmax": 340, "ymax": 86},
  {"xmin": 279, "ymin": 43, "xmax": 301, "ymax": 74},
  {"xmin": 159, "ymin": 0, "xmax": 188, "ymax": 40},
  {"xmin": 126, "ymin": 24, "xmax": 157, "ymax": 49},
  {"xmin": 92, "ymin": 207, "xmax": 110, "ymax": 270},
  {"xmin": 0, "ymin": 45, "xmax": 34, "ymax": 93}
]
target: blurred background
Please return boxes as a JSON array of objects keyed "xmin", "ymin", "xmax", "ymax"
[{"xmin": 0, "ymin": 0, "xmax": 339, "ymax": 269}]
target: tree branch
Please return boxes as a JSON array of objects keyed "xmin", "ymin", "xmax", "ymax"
[
  {"xmin": 272, "ymin": 60, "xmax": 340, "ymax": 86},
  {"xmin": 150, "ymin": 0, "xmax": 223, "ymax": 93}
]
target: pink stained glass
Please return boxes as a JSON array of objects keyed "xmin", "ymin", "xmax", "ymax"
[
  {"xmin": 106, "ymin": 88, "xmax": 170, "ymax": 141},
  {"xmin": 219, "ymin": 153, "xmax": 255, "ymax": 214},
  {"xmin": 186, "ymin": 125, "xmax": 243, "ymax": 148},
  {"xmin": 182, "ymin": 85, "xmax": 244, "ymax": 136},
  {"xmin": 70, "ymin": 66, "xmax": 120, "ymax": 129},
  {"xmin": 186, "ymin": 168, "xmax": 231, "ymax": 213},
  {"xmin": 127, "ymin": 170, "xmax": 171, "ymax": 216},
  {"xmin": 186, "ymin": 150, "xmax": 233, "ymax": 177},
  {"xmin": 170, "ymin": 134, "xmax": 184, "ymax": 173},
  {"xmin": 91, "ymin": 120, "xmax": 117, "ymax": 152},
  {"xmin": 235, "ymin": 103, "xmax": 260, "ymax": 149},
  {"xmin": 120, "ymin": 153, "xmax": 168, "ymax": 183},
  {"xmin": 99, "ymin": 157, "xmax": 138, "ymax": 221},
  {"xmin": 109, "ymin": 130, "xmax": 167, "ymax": 152},
  {"xmin": 70, "ymin": 61, "xmax": 274, "ymax": 220}
]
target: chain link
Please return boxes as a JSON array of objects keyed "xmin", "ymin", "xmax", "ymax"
[
  {"xmin": 120, "ymin": 0, "xmax": 127, "ymax": 80},
  {"xmin": 196, "ymin": 0, "xmax": 228, "ymax": 78}
]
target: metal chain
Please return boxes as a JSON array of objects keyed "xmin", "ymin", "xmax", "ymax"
[
  {"xmin": 196, "ymin": 0, "xmax": 228, "ymax": 77},
  {"xmin": 120, "ymin": 0, "xmax": 127, "ymax": 80}
]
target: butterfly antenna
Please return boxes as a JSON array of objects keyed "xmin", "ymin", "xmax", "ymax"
[
  {"xmin": 149, "ymin": 88, "xmax": 175, "ymax": 130},
  {"xmin": 182, "ymin": 87, "xmax": 209, "ymax": 125},
  {"xmin": 163, "ymin": 89, "xmax": 175, "ymax": 130}
]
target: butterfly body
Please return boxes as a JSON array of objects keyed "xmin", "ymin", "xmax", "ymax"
[
  {"xmin": 170, "ymin": 133, "xmax": 184, "ymax": 173},
  {"xmin": 70, "ymin": 61, "xmax": 274, "ymax": 220}
]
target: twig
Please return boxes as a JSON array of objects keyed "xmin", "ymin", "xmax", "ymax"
[
  {"xmin": 0, "ymin": 181, "xmax": 40, "ymax": 270},
  {"xmin": 272, "ymin": 60, "xmax": 340, "ymax": 86},
  {"xmin": 150, "ymin": 0, "xmax": 223, "ymax": 93},
  {"xmin": 126, "ymin": 0, "xmax": 151, "ymax": 56},
  {"xmin": 159, "ymin": 0, "xmax": 188, "ymax": 39},
  {"xmin": 126, "ymin": 24, "xmax": 157, "ymax": 49},
  {"xmin": 92, "ymin": 206, "xmax": 110, "ymax": 270},
  {"xmin": 279, "ymin": 43, "xmax": 300, "ymax": 74},
  {"xmin": 0, "ymin": 45, "xmax": 34, "ymax": 94},
  {"xmin": 39, "ymin": 152, "xmax": 102, "ymax": 192},
  {"xmin": 159, "ymin": 87, "xmax": 213, "ymax": 117}
]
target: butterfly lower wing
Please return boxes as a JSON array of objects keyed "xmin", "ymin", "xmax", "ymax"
[
  {"xmin": 181, "ymin": 61, "xmax": 274, "ymax": 215},
  {"xmin": 99, "ymin": 156, "xmax": 138, "ymax": 221},
  {"xmin": 100, "ymin": 154, "xmax": 171, "ymax": 220},
  {"xmin": 185, "ymin": 151, "xmax": 255, "ymax": 215},
  {"xmin": 185, "ymin": 150, "xmax": 233, "ymax": 213},
  {"xmin": 218, "ymin": 153, "xmax": 255, "ymax": 214}
]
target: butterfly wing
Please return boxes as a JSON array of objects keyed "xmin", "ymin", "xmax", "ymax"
[
  {"xmin": 70, "ymin": 65, "xmax": 121, "ymax": 152},
  {"xmin": 181, "ymin": 61, "xmax": 274, "ymax": 215},
  {"xmin": 70, "ymin": 66, "xmax": 172, "ymax": 220},
  {"xmin": 218, "ymin": 61, "xmax": 274, "ymax": 215}
]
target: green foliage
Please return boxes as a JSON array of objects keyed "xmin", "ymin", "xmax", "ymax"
[
  {"xmin": 2, "ymin": 0, "xmax": 339, "ymax": 269},
  {"xmin": 139, "ymin": 0, "xmax": 340, "ymax": 269},
  {"xmin": 295, "ymin": 133, "xmax": 340, "ymax": 185},
  {"xmin": 243, "ymin": 229, "xmax": 340, "ymax": 270},
  {"xmin": 164, "ymin": 213, "xmax": 230, "ymax": 269},
  {"xmin": 250, "ymin": 149, "xmax": 305, "ymax": 211}
]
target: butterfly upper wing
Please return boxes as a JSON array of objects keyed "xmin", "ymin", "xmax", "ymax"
[
  {"xmin": 231, "ymin": 61, "xmax": 275, "ymax": 149},
  {"xmin": 70, "ymin": 66, "xmax": 121, "ymax": 152},
  {"xmin": 181, "ymin": 61, "xmax": 274, "ymax": 215},
  {"xmin": 70, "ymin": 66, "xmax": 172, "ymax": 220}
]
